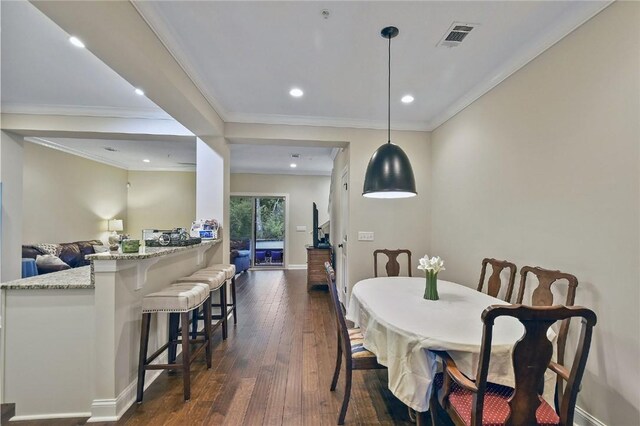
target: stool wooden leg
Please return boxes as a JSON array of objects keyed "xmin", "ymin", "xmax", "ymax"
[
  {"xmin": 181, "ymin": 312, "xmax": 191, "ymax": 401},
  {"xmin": 190, "ymin": 308, "xmax": 199, "ymax": 341},
  {"xmin": 231, "ymin": 276, "xmax": 238, "ymax": 324},
  {"xmin": 220, "ymin": 283, "xmax": 228, "ymax": 340},
  {"xmin": 204, "ymin": 296, "xmax": 212, "ymax": 369},
  {"xmin": 168, "ymin": 313, "xmax": 179, "ymax": 365},
  {"xmin": 136, "ymin": 313, "xmax": 151, "ymax": 403}
]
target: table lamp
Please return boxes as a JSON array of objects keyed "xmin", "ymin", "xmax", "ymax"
[{"xmin": 108, "ymin": 219, "xmax": 124, "ymax": 251}]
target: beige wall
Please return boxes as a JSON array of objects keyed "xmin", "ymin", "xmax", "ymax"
[
  {"xmin": 230, "ymin": 173, "xmax": 331, "ymax": 266},
  {"xmin": 127, "ymin": 170, "xmax": 196, "ymax": 241},
  {"xmin": 430, "ymin": 2, "xmax": 639, "ymax": 424},
  {"xmin": 225, "ymin": 123, "xmax": 432, "ymax": 295},
  {"xmin": 22, "ymin": 143, "xmax": 128, "ymax": 244}
]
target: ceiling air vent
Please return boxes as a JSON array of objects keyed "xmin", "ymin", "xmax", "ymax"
[{"xmin": 438, "ymin": 22, "xmax": 477, "ymax": 48}]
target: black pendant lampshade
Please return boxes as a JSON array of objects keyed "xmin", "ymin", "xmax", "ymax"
[{"xmin": 362, "ymin": 26, "xmax": 417, "ymax": 199}]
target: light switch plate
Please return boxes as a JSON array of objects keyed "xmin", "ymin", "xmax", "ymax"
[
  {"xmin": 296, "ymin": 226, "xmax": 307, "ymax": 232},
  {"xmin": 358, "ymin": 231, "xmax": 374, "ymax": 241}
]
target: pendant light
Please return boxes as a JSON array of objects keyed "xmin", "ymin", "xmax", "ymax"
[{"xmin": 362, "ymin": 26, "xmax": 417, "ymax": 199}]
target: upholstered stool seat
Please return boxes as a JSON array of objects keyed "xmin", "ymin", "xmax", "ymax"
[
  {"xmin": 433, "ymin": 373, "xmax": 560, "ymax": 426},
  {"xmin": 202, "ymin": 263, "xmax": 236, "ymax": 279},
  {"xmin": 142, "ymin": 284, "xmax": 209, "ymax": 313},
  {"xmin": 137, "ymin": 283, "xmax": 212, "ymax": 404},
  {"xmin": 175, "ymin": 271, "xmax": 226, "ymax": 290}
]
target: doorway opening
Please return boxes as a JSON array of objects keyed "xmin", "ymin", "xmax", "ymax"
[{"xmin": 230, "ymin": 195, "xmax": 286, "ymax": 268}]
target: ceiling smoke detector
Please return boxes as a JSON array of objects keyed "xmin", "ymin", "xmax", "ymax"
[
  {"xmin": 438, "ymin": 22, "xmax": 477, "ymax": 48},
  {"xmin": 321, "ymin": 9, "xmax": 330, "ymax": 19},
  {"xmin": 291, "ymin": 153, "xmax": 301, "ymax": 158}
]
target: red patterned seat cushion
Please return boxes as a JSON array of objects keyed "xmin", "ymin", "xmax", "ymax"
[{"xmin": 434, "ymin": 373, "xmax": 560, "ymax": 426}]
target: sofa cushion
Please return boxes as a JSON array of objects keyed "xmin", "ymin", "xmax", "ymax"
[
  {"xmin": 35, "ymin": 254, "xmax": 71, "ymax": 274},
  {"xmin": 33, "ymin": 243, "xmax": 62, "ymax": 257},
  {"xmin": 74, "ymin": 240, "xmax": 103, "ymax": 265},
  {"xmin": 59, "ymin": 243, "xmax": 84, "ymax": 268},
  {"xmin": 22, "ymin": 245, "xmax": 46, "ymax": 260}
]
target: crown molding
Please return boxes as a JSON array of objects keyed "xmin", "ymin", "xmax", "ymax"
[
  {"xmin": 1, "ymin": 103, "xmax": 173, "ymax": 120},
  {"xmin": 26, "ymin": 136, "xmax": 129, "ymax": 169},
  {"xmin": 428, "ymin": 0, "xmax": 613, "ymax": 131},
  {"xmin": 225, "ymin": 111, "xmax": 431, "ymax": 132},
  {"xmin": 131, "ymin": 1, "xmax": 230, "ymax": 122},
  {"xmin": 25, "ymin": 136, "xmax": 195, "ymax": 172},
  {"xmin": 231, "ymin": 168, "xmax": 331, "ymax": 177}
]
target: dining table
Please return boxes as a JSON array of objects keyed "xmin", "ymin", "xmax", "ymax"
[{"xmin": 345, "ymin": 276, "xmax": 556, "ymax": 415}]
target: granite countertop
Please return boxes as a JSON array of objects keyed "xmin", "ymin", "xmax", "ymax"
[
  {"xmin": 85, "ymin": 238, "xmax": 221, "ymax": 261},
  {"xmin": 0, "ymin": 266, "xmax": 93, "ymax": 290}
]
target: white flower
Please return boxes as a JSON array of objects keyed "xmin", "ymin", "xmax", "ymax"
[{"xmin": 417, "ymin": 254, "xmax": 446, "ymax": 274}]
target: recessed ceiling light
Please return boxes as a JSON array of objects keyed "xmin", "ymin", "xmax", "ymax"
[
  {"xmin": 134, "ymin": 88, "xmax": 145, "ymax": 96},
  {"xmin": 401, "ymin": 95, "xmax": 414, "ymax": 104},
  {"xmin": 289, "ymin": 88, "xmax": 304, "ymax": 98},
  {"xmin": 69, "ymin": 36, "xmax": 85, "ymax": 48},
  {"xmin": 290, "ymin": 163, "xmax": 297, "ymax": 168},
  {"xmin": 143, "ymin": 159, "xmax": 150, "ymax": 163}
]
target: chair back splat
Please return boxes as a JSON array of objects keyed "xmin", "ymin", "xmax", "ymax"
[
  {"xmin": 515, "ymin": 266, "xmax": 579, "ymax": 400},
  {"xmin": 477, "ymin": 258, "xmax": 517, "ymax": 302},
  {"xmin": 433, "ymin": 305, "xmax": 596, "ymax": 426},
  {"xmin": 373, "ymin": 249, "xmax": 412, "ymax": 277}
]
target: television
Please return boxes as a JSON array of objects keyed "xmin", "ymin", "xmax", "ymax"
[{"xmin": 312, "ymin": 202, "xmax": 319, "ymax": 248}]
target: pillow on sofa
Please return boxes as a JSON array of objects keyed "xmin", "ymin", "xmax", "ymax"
[
  {"xmin": 33, "ymin": 243, "xmax": 62, "ymax": 257},
  {"xmin": 35, "ymin": 254, "xmax": 71, "ymax": 274}
]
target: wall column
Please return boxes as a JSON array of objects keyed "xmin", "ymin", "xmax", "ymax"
[
  {"xmin": 0, "ymin": 131, "xmax": 24, "ymax": 283},
  {"xmin": 196, "ymin": 137, "xmax": 230, "ymax": 263}
]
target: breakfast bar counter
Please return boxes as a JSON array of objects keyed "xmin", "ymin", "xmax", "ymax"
[{"xmin": 0, "ymin": 239, "xmax": 221, "ymax": 422}]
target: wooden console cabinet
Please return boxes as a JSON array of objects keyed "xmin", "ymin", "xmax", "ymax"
[{"xmin": 306, "ymin": 246, "xmax": 332, "ymax": 291}]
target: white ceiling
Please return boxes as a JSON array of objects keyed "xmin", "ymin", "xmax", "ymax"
[
  {"xmin": 134, "ymin": 0, "xmax": 609, "ymax": 131},
  {"xmin": 0, "ymin": 0, "xmax": 169, "ymax": 119},
  {"xmin": 26, "ymin": 137, "xmax": 197, "ymax": 172},
  {"xmin": 230, "ymin": 145, "xmax": 334, "ymax": 176},
  {"xmin": 1, "ymin": 1, "xmax": 609, "ymax": 175}
]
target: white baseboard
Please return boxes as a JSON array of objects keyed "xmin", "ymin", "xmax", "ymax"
[
  {"xmin": 287, "ymin": 264, "xmax": 308, "ymax": 270},
  {"xmin": 88, "ymin": 344, "xmax": 182, "ymax": 422},
  {"xmin": 575, "ymin": 406, "xmax": 607, "ymax": 426},
  {"xmin": 10, "ymin": 412, "xmax": 92, "ymax": 422}
]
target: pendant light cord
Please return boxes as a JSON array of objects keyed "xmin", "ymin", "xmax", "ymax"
[{"xmin": 387, "ymin": 34, "xmax": 391, "ymax": 144}]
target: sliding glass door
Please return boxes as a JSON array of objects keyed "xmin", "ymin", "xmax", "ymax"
[{"xmin": 230, "ymin": 195, "xmax": 285, "ymax": 268}]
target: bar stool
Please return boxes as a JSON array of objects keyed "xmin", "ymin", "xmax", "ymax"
[
  {"xmin": 174, "ymin": 270, "xmax": 228, "ymax": 344},
  {"xmin": 136, "ymin": 283, "xmax": 212, "ymax": 403},
  {"xmin": 200, "ymin": 264, "xmax": 238, "ymax": 324}
]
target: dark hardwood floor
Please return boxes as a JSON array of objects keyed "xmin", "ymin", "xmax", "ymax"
[{"xmin": 8, "ymin": 270, "xmax": 416, "ymax": 425}]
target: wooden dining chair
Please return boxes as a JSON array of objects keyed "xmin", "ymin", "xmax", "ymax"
[
  {"xmin": 430, "ymin": 304, "xmax": 597, "ymax": 426},
  {"xmin": 325, "ymin": 262, "xmax": 385, "ymax": 425},
  {"xmin": 513, "ymin": 266, "xmax": 579, "ymax": 403},
  {"xmin": 477, "ymin": 258, "xmax": 517, "ymax": 302},
  {"xmin": 373, "ymin": 249, "xmax": 412, "ymax": 277}
]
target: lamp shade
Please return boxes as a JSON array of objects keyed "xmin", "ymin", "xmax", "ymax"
[
  {"xmin": 108, "ymin": 219, "xmax": 124, "ymax": 232},
  {"xmin": 362, "ymin": 143, "xmax": 417, "ymax": 198}
]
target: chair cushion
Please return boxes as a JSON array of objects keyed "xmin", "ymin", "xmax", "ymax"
[
  {"xmin": 202, "ymin": 264, "xmax": 236, "ymax": 279},
  {"xmin": 348, "ymin": 328, "xmax": 376, "ymax": 359},
  {"xmin": 142, "ymin": 284, "xmax": 209, "ymax": 313},
  {"xmin": 434, "ymin": 373, "xmax": 560, "ymax": 426},
  {"xmin": 175, "ymin": 271, "xmax": 226, "ymax": 290}
]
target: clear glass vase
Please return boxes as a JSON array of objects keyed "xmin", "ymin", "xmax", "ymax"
[{"xmin": 424, "ymin": 271, "xmax": 439, "ymax": 300}]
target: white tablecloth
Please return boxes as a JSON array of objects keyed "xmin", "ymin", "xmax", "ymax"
[{"xmin": 346, "ymin": 277, "xmax": 555, "ymax": 412}]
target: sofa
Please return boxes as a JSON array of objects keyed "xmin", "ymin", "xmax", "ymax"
[
  {"xmin": 230, "ymin": 239, "xmax": 251, "ymax": 274},
  {"xmin": 22, "ymin": 240, "xmax": 105, "ymax": 275}
]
